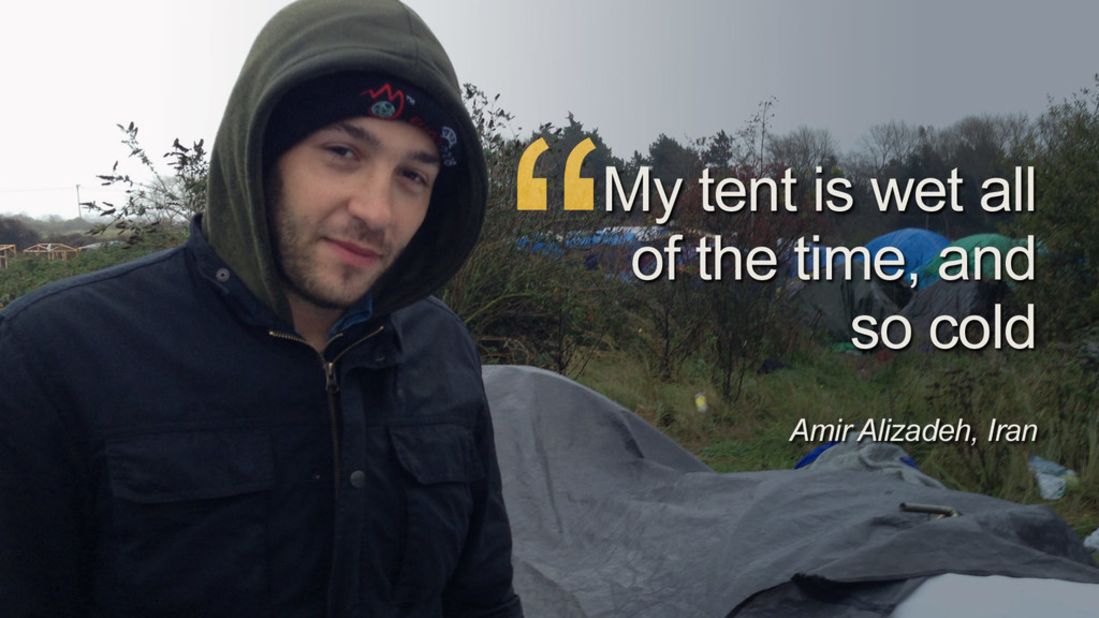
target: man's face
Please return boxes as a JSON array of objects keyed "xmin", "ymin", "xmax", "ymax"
[{"xmin": 269, "ymin": 116, "xmax": 441, "ymax": 310}]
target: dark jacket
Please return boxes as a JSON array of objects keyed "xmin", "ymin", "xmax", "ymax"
[
  {"xmin": 0, "ymin": 0, "xmax": 520, "ymax": 616},
  {"xmin": 0, "ymin": 226, "xmax": 520, "ymax": 617}
]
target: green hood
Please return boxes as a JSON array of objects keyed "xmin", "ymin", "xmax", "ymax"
[{"xmin": 203, "ymin": 0, "xmax": 487, "ymax": 325}]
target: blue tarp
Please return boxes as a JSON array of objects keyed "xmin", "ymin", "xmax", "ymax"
[
  {"xmin": 861, "ymin": 228, "xmax": 950, "ymax": 279},
  {"xmin": 563, "ymin": 228, "xmax": 650, "ymax": 249},
  {"xmin": 515, "ymin": 235, "xmax": 565, "ymax": 257},
  {"xmin": 517, "ymin": 227, "xmax": 659, "ymax": 256},
  {"xmin": 788, "ymin": 229, "xmax": 949, "ymax": 281}
]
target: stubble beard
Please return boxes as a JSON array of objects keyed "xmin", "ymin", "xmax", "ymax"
[{"xmin": 267, "ymin": 177, "xmax": 389, "ymax": 311}]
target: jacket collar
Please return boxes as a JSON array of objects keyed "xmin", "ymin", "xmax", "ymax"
[{"xmin": 186, "ymin": 215, "xmax": 401, "ymax": 365}]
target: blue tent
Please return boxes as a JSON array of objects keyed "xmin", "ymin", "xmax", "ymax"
[
  {"xmin": 861, "ymin": 228, "xmax": 949, "ymax": 279},
  {"xmin": 563, "ymin": 227, "xmax": 652, "ymax": 249},
  {"xmin": 515, "ymin": 234, "xmax": 565, "ymax": 258}
]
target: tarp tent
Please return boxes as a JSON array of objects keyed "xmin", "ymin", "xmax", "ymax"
[
  {"xmin": 861, "ymin": 228, "xmax": 950, "ymax": 279},
  {"xmin": 515, "ymin": 234, "xmax": 565, "ymax": 258},
  {"xmin": 790, "ymin": 273, "xmax": 900, "ymax": 342},
  {"xmin": 893, "ymin": 280, "xmax": 1008, "ymax": 351},
  {"xmin": 484, "ymin": 365, "xmax": 1099, "ymax": 617},
  {"xmin": 786, "ymin": 233, "xmax": 942, "ymax": 340},
  {"xmin": 919, "ymin": 233, "xmax": 1027, "ymax": 288}
]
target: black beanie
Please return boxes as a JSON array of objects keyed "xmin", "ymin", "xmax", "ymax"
[{"xmin": 263, "ymin": 71, "xmax": 460, "ymax": 171}]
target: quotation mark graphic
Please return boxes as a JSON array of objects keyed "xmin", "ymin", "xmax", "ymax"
[{"xmin": 517, "ymin": 137, "xmax": 596, "ymax": 211}]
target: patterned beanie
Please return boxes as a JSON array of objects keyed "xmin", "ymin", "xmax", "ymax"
[{"xmin": 263, "ymin": 71, "xmax": 460, "ymax": 170}]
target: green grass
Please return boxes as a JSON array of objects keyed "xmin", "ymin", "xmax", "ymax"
[
  {"xmin": 576, "ymin": 343, "xmax": 1099, "ymax": 544},
  {"xmin": 0, "ymin": 231, "xmax": 185, "ymax": 308}
]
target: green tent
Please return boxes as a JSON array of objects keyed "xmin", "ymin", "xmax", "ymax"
[{"xmin": 919, "ymin": 233, "xmax": 1028, "ymax": 288}]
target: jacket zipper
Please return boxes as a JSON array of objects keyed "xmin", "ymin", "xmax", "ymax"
[
  {"xmin": 268, "ymin": 325, "xmax": 386, "ymax": 497},
  {"xmin": 323, "ymin": 361, "xmax": 341, "ymax": 500}
]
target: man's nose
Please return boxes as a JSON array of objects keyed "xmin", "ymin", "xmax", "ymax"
[{"xmin": 345, "ymin": 171, "xmax": 393, "ymax": 229}]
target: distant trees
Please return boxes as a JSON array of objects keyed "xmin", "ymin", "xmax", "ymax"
[
  {"xmin": 767, "ymin": 125, "xmax": 839, "ymax": 214},
  {"xmin": 768, "ymin": 126, "xmax": 838, "ymax": 180},
  {"xmin": 858, "ymin": 120, "xmax": 919, "ymax": 175},
  {"xmin": 526, "ymin": 112, "xmax": 627, "ymax": 217},
  {"xmin": 0, "ymin": 217, "xmax": 41, "ymax": 247},
  {"xmin": 829, "ymin": 114, "xmax": 1038, "ymax": 242}
]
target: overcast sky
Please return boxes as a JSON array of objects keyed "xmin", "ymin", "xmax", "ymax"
[{"xmin": 1, "ymin": 0, "xmax": 1096, "ymax": 219}]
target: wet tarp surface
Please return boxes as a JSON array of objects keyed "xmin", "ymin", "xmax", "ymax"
[
  {"xmin": 482, "ymin": 365, "xmax": 1099, "ymax": 617},
  {"xmin": 895, "ymin": 280, "xmax": 1007, "ymax": 351},
  {"xmin": 790, "ymin": 275, "xmax": 900, "ymax": 341}
]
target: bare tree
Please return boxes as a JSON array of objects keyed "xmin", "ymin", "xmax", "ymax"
[
  {"xmin": 768, "ymin": 126, "xmax": 838, "ymax": 179},
  {"xmin": 859, "ymin": 120, "xmax": 918, "ymax": 173}
]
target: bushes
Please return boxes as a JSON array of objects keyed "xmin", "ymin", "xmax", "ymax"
[
  {"xmin": 1013, "ymin": 76, "xmax": 1099, "ymax": 339},
  {"xmin": 0, "ymin": 233, "xmax": 183, "ymax": 309}
]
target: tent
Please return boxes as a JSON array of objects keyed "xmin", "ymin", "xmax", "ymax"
[
  {"xmin": 484, "ymin": 365, "xmax": 1099, "ymax": 617},
  {"xmin": 515, "ymin": 234, "xmax": 565, "ymax": 258},
  {"xmin": 790, "ymin": 273, "xmax": 900, "ymax": 342},
  {"xmin": 919, "ymin": 233, "xmax": 1027, "ymax": 289},
  {"xmin": 893, "ymin": 280, "xmax": 1008, "ymax": 352},
  {"xmin": 861, "ymin": 228, "xmax": 950, "ymax": 280},
  {"xmin": 563, "ymin": 226, "xmax": 669, "ymax": 250}
]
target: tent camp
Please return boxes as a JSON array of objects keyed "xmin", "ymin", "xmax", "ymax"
[
  {"xmin": 786, "ymin": 228, "xmax": 952, "ymax": 340},
  {"xmin": 484, "ymin": 365, "xmax": 1099, "ymax": 617}
]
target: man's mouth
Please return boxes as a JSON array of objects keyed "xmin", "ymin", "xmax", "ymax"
[{"xmin": 325, "ymin": 238, "xmax": 381, "ymax": 267}]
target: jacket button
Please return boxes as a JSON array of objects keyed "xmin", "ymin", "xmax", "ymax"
[
  {"xmin": 215, "ymin": 268, "xmax": 231, "ymax": 283},
  {"xmin": 349, "ymin": 470, "xmax": 366, "ymax": 488}
]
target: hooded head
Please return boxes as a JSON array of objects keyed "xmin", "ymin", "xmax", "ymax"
[{"xmin": 202, "ymin": 0, "xmax": 486, "ymax": 327}]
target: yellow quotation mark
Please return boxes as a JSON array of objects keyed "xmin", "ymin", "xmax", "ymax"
[{"xmin": 517, "ymin": 137, "xmax": 596, "ymax": 211}]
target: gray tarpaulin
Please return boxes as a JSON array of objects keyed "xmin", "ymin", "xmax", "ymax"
[{"xmin": 482, "ymin": 365, "xmax": 1099, "ymax": 617}]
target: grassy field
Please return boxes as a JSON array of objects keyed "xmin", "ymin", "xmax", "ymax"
[
  {"xmin": 574, "ymin": 342, "xmax": 1099, "ymax": 542},
  {"xmin": 0, "ymin": 229, "xmax": 184, "ymax": 309}
]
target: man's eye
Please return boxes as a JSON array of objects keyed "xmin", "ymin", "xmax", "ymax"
[
  {"xmin": 401, "ymin": 169, "xmax": 428, "ymax": 186},
  {"xmin": 325, "ymin": 146, "xmax": 356, "ymax": 160}
]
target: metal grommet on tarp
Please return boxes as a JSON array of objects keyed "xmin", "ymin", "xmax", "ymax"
[{"xmin": 900, "ymin": 502, "xmax": 961, "ymax": 518}]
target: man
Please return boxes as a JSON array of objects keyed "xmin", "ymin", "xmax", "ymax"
[{"xmin": 0, "ymin": 0, "xmax": 522, "ymax": 615}]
